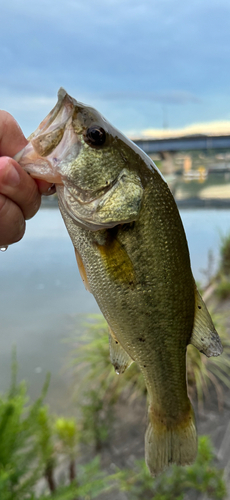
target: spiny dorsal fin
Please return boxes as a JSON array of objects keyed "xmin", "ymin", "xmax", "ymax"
[{"xmin": 190, "ymin": 288, "xmax": 223, "ymax": 357}]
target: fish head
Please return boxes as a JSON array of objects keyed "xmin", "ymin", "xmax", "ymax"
[{"xmin": 15, "ymin": 88, "xmax": 145, "ymax": 230}]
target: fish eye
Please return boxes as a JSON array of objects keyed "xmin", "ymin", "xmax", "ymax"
[{"xmin": 84, "ymin": 126, "xmax": 106, "ymax": 147}]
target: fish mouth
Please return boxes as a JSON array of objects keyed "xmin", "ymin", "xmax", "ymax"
[
  {"xmin": 14, "ymin": 88, "xmax": 82, "ymax": 183},
  {"xmin": 14, "ymin": 121, "xmax": 81, "ymax": 184}
]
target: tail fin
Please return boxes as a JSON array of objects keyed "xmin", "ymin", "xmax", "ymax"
[{"xmin": 145, "ymin": 405, "xmax": 197, "ymax": 476}]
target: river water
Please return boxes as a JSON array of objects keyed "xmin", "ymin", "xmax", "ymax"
[{"xmin": 1, "ymin": 206, "xmax": 230, "ymax": 412}]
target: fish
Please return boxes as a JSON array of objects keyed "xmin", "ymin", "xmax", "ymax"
[{"xmin": 14, "ymin": 88, "xmax": 223, "ymax": 476}]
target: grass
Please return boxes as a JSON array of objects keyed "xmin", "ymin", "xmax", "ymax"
[
  {"xmin": 67, "ymin": 315, "xmax": 146, "ymax": 451},
  {"xmin": 187, "ymin": 310, "xmax": 230, "ymax": 409},
  {"xmin": 219, "ymin": 233, "xmax": 230, "ymax": 276},
  {"xmin": 216, "ymin": 277, "xmax": 230, "ymax": 300},
  {"xmin": 0, "ymin": 353, "xmax": 111, "ymax": 499},
  {"xmin": 208, "ymin": 232, "xmax": 230, "ymax": 300},
  {"xmin": 69, "ymin": 311, "xmax": 230, "ymax": 422},
  {"xmin": 0, "ymin": 361, "xmax": 226, "ymax": 499},
  {"xmin": 107, "ymin": 436, "xmax": 226, "ymax": 500}
]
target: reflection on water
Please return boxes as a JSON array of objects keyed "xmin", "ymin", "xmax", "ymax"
[
  {"xmin": 153, "ymin": 150, "xmax": 230, "ymax": 203},
  {"xmin": 1, "ymin": 206, "xmax": 230, "ymax": 411},
  {"xmin": 171, "ymin": 172, "xmax": 230, "ymax": 202}
]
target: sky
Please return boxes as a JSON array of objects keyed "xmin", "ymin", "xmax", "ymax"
[{"xmin": 1, "ymin": 0, "xmax": 230, "ymax": 138}]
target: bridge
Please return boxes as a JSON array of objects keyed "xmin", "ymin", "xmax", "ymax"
[{"xmin": 134, "ymin": 134, "xmax": 230, "ymax": 154}]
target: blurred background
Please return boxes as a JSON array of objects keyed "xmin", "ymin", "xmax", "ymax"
[{"xmin": 1, "ymin": 1, "xmax": 230, "ymax": 499}]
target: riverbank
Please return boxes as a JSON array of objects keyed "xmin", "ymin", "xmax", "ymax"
[
  {"xmin": 177, "ymin": 197, "xmax": 230, "ymax": 209},
  {"xmin": 41, "ymin": 194, "xmax": 230, "ymax": 210}
]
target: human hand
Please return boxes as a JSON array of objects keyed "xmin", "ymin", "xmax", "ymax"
[{"xmin": 0, "ymin": 111, "xmax": 53, "ymax": 247}]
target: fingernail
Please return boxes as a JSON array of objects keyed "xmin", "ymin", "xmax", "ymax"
[{"xmin": 5, "ymin": 162, "xmax": 20, "ymax": 187}]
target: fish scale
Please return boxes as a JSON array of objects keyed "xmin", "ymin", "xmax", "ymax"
[
  {"xmin": 58, "ymin": 173, "xmax": 194, "ymax": 421},
  {"xmin": 15, "ymin": 88, "xmax": 223, "ymax": 476}
]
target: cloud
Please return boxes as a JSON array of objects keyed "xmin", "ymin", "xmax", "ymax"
[
  {"xmin": 1, "ymin": 0, "xmax": 230, "ymax": 134},
  {"xmin": 135, "ymin": 120, "xmax": 230, "ymax": 140}
]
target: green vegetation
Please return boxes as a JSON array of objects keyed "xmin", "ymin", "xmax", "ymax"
[
  {"xmin": 215, "ymin": 233, "xmax": 230, "ymax": 299},
  {"xmin": 187, "ymin": 311, "xmax": 230, "ymax": 408},
  {"xmin": 220, "ymin": 233, "xmax": 230, "ymax": 276},
  {"xmin": 110, "ymin": 437, "xmax": 226, "ymax": 499},
  {"xmin": 0, "ymin": 352, "xmax": 109, "ymax": 499},
  {"xmin": 0, "ymin": 359, "xmax": 226, "ymax": 499},
  {"xmin": 0, "ymin": 352, "xmax": 49, "ymax": 500},
  {"xmin": 70, "ymin": 312, "xmax": 230, "ymax": 420},
  {"xmin": 184, "ymin": 231, "xmax": 230, "ymax": 407},
  {"xmin": 216, "ymin": 278, "xmax": 230, "ymax": 300},
  {"xmin": 203, "ymin": 231, "xmax": 230, "ymax": 299},
  {"xmin": 69, "ymin": 315, "xmax": 145, "ymax": 451}
]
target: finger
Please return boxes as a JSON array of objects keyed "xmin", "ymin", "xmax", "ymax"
[
  {"xmin": 0, "ymin": 194, "xmax": 25, "ymax": 245},
  {"xmin": 0, "ymin": 111, "xmax": 55, "ymax": 195},
  {"xmin": 0, "ymin": 111, "xmax": 28, "ymax": 157},
  {"xmin": 0, "ymin": 111, "xmax": 55, "ymax": 197},
  {"xmin": 0, "ymin": 157, "xmax": 41, "ymax": 220}
]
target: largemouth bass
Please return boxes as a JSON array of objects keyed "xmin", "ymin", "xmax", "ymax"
[{"xmin": 15, "ymin": 89, "xmax": 223, "ymax": 475}]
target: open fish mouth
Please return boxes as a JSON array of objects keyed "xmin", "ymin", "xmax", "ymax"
[
  {"xmin": 14, "ymin": 88, "xmax": 144, "ymax": 230},
  {"xmin": 14, "ymin": 89, "xmax": 83, "ymax": 183},
  {"xmin": 14, "ymin": 121, "xmax": 81, "ymax": 185}
]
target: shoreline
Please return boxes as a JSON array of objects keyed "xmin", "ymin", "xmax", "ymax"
[{"xmin": 41, "ymin": 195, "xmax": 230, "ymax": 210}]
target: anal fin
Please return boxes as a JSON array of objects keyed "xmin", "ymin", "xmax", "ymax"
[
  {"xmin": 190, "ymin": 287, "xmax": 223, "ymax": 357},
  {"xmin": 108, "ymin": 327, "xmax": 133, "ymax": 374}
]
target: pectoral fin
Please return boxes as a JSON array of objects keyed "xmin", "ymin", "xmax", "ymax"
[
  {"xmin": 74, "ymin": 248, "xmax": 91, "ymax": 292},
  {"xmin": 190, "ymin": 288, "xmax": 223, "ymax": 357},
  {"xmin": 108, "ymin": 327, "xmax": 133, "ymax": 374}
]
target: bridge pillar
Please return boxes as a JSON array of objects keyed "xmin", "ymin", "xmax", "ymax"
[{"xmin": 160, "ymin": 151, "xmax": 175, "ymax": 175}]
